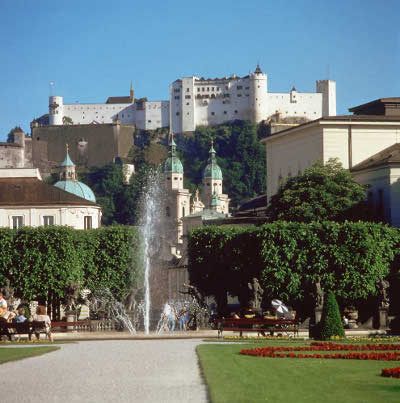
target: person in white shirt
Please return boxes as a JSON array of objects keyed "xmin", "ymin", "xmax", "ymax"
[{"xmin": 0, "ymin": 292, "xmax": 7, "ymax": 311}]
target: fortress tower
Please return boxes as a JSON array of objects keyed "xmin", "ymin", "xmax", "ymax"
[
  {"xmin": 249, "ymin": 64, "xmax": 268, "ymax": 123},
  {"xmin": 317, "ymin": 80, "xmax": 336, "ymax": 117},
  {"xmin": 49, "ymin": 96, "xmax": 64, "ymax": 125}
]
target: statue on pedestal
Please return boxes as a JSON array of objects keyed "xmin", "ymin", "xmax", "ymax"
[
  {"xmin": 248, "ymin": 278, "xmax": 263, "ymax": 311},
  {"xmin": 313, "ymin": 277, "xmax": 324, "ymax": 323},
  {"xmin": 1, "ymin": 279, "xmax": 16, "ymax": 310},
  {"xmin": 64, "ymin": 281, "xmax": 81, "ymax": 312},
  {"xmin": 376, "ymin": 278, "xmax": 390, "ymax": 310}
]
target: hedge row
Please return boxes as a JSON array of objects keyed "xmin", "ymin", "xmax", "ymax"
[
  {"xmin": 187, "ymin": 221, "xmax": 399, "ymax": 306},
  {"xmin": 0, "ymin": 225, "xmax": 142, "ymax": 302}
]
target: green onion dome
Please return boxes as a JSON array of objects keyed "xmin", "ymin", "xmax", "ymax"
[
  {"xmin": 163, "ymin": 135, "xmax": 184, "ymax": 174},
  {"xmin": 54, "ymin": 180, "xmax": 96, "ymax": 202},
  {"xmin": 203, "ymin": 141, "xmax": 223, "ymax": 180}
]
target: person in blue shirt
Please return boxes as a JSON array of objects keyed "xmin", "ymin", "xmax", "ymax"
[{"xmin": 13, "ymin": 307, "xmax": 27, "ymax": 323}]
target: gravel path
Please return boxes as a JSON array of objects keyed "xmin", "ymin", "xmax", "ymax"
[{"xmin": 0, "ymin": 340, "xmax": 208, "ymax": 403}]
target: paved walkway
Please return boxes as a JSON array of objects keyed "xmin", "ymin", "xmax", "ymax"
[{"xmin": 0, "ymin": 340, "xmax": 208, "ymax": 403}]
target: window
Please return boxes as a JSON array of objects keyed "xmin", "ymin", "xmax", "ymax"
[
  {"xmin": 237, "ymin": 85, "xmax": 243, "ymax": 90},
  {"xmin": 84, "ymin": 216, "xmax": 92, "ymax": 230},
  {"xmin": 166, "ymin": 207, "xmax": 170, "ymax": 217},
  {"xmin": 11, "ymin": 216, "xmax": 23, "ymax": 229},
  {"xmin": 186, "ymin": 88, "xmax": 190, "ymax": 92},
  {"xmin": 176, "ymin": 112, "xmax": 180, "ymax": 116},
  {"xmin": 237, "ymin": 94, "xmax": 242, "ymax": 97},
  {"xmin": 174, "ymin": 88, "xmax": 180, "ymax": 93},
  {"xmin": 211, "ymin": 112, "xmax": 215, "ymax": 116},
  {"xmin": 234, "ymin": 110, "xmax": 238, "ymax": 114},
  {"xmin": 211, "ymin": 87, "xmax": 214, "ymax": 91},
  {"xmin": 223, "ymin": 94, "xmax": 230, "ymax": 98},
  {"xmin": 224, "ymin": 111, "xmax": 227, "ymax": 114},
  {"xmin": 174, "ymin": 96, "xmax": 180, "ymax": 100},
  {"xmin": 43, "ymin": 216, "xmax": 54, "ymax": 226},
  {"xmin": 186, "ymin": 102, "xmax": 190, "ymax": 105},
  {"xmin": 202, "ymin": 88, "xmax": 205, "ymax": 92},
  {"xmin": 207, "ymin": 87, "xmax": 210, "ymax": 91},
  {"xmin": 148, "ymin": 120, "xmax": 152, "ymax": 123},
  {"xmin": 182, "ymin": 206, "xmax": 185, "ymax": 218},
  {"xmin": 185, "ymin": 95, "xmax": 191, "ymax": 99}
]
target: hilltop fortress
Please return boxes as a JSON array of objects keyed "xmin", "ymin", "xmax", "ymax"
[{"xmin": 46, "ymin": 65, "xmax": 336, "ymax": 133}]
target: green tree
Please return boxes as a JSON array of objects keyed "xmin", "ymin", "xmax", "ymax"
[
  {"xmin": 267, "ymin": 159, "xmax": 367, "ymax": 222},
  {"xmin": 6, "ymin": 126, "xmax": 23, "ymax": 143},
  {"xmin": 318, "ymin": 291, "xmax": 345, "ymax": 340}
]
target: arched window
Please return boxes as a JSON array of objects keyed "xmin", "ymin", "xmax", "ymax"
[{"xmin": 166, "ymin": 206, "xmax": 170, "ymax": 217}]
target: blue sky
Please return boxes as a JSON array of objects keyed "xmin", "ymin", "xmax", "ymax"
[{"xmin": 0, "ymin": 0, "xmax": 399, "ymax": 141}]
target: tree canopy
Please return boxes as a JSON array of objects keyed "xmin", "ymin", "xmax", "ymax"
[{"xmin": 267, "ymin": 159, "xmax": 367, "ymax": 222}]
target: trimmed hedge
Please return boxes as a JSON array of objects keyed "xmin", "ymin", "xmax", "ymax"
[
  {"xmin": 0, "ymin": 225, "xmax": 142, "ymax": 303},
  {"xmin": 188, "ymin": 221, "xmax": 399, "ymax": 306},
  {"xmin": 319, "ymin": 291, "xmax": 345, "ymax": 340}
]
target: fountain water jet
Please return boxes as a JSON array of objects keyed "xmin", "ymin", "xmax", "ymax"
[{"xmin": 139, "ymin": 169, "xmax": 163, "ymax": 334}]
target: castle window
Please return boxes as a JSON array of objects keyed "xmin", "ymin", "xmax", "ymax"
[
  {"xmin": 224, "ymin": 111, "xmax": 227, "ymax": 114},
  {"xmin": 174, "ymin": 96, "xmax": 180, "ymax": 100},
  {"xmin": 237, "ymin": 94, "xmax": 242, "ymax": 97},
  {"xmin": 207, "ymin": 87, "xmax": 210, "ymax": 91},
  {"xmin": 174, "ymin": 89, "xmax": 180, "ymax": 93},
  {"xmin": 148, "ymin": 120, "xmax": 152, "ymax": 123},
  {"xmin": 217, "ymin": 88, "xmax": 220, "ymax": 91},
  {"xmin": 176, "ymin": 112, "xmax": 180, "ymax": 116},
  {"xmin": 245, "ymin": 86, "xmax": 249, "ymax": 90},
  {"xmin": 211, "ymin": 112, "xmax": 215, "ymax": 116},
  {"xmin": 202, "ymin": 88, "xmax": 205, "ymax": 92},
  {"xmin": 122, "ymin": 114, "xmax": 124, "ymax": 118},
  {"xmin": 185, "ymin": 95, "xmax": 191, "ymax": 99},
  {"xmin": 211, "ymin": 87, "xmax": 214, "ymax": 91},
  {"xmin": 84, "ymin": 216, "xmax": 92, "ymax": 230},
  {"xmin": 186, "ymin": 102, "xmax": 190, "ymax": 105},
  {"xmin": 182, "ymin": 207, "xmax": 185, "ymax": 217},
  {"xmin": 258, "ymin": 86, "xmax": 260, "ymax": 88},
  {"xmin": 186, "ymin": 88, "xmax": 190, "ymax": 92},
  {"xmin": 166, "ymin": 207, "xmax": 170, "ymax": 217},
  {"xmin": 197, "ymin": 88, "xmax": 200, "ymax": 92},
  {"xmin": 223, "ymin": 94, "xmax": 230, "ymax": 98},
  {"xmin": 234, "ymin": 110, "xmax": 238, "ymax": 114},
  {"xmin": 174, "ymin": 177, "xmax": 178, "ymax": 180},
  {"xmin": 237, "ymin": 85, "xmax": 243, "ymax": 90}
]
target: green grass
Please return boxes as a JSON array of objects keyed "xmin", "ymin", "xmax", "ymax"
[
  {"xmin": 197, "ymin": 342, "xmax": 400, "ymax": 403},
  {"xmin": 0, "ymin": 346, "xmax": 60, "ymax": 365}
]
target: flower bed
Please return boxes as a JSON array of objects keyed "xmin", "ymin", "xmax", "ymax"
[
  {"xmin": 240, "ymin": 343, "xmax": 400, "ymax": 361},
  {"xmin": 381, "ymin": 366, "xmax": 400, "ymax": 378}
]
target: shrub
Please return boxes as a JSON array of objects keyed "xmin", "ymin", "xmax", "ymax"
[{"xmin": 318, "ymin": 291, "xmax": 345, "ymax": 340}]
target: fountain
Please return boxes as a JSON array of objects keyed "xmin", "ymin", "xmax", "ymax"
[{"xmin": 139, "ymin": 169, "xmax": 164, "ymax": 334}]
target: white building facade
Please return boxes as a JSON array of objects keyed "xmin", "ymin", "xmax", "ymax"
[
  {"xmin": 47, "ymin": 66, "xmax": 336, "ymax": 133},
  {"xmin": 0, "ymin": 168, "xmax": 101, "ymax": 230},
  {"xmin": 262, "ymin": 98, "xmax": 400, "ymax": 226}
]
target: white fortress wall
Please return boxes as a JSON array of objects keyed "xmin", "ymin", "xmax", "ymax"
[
  {"xmin": 138, "ymin": 101, "xmax": 169, "ymax": 130},
  {"xmin": 63, "ymin": 103, "xmax": 135, "ymax": 125},
  {"xmin": 266, "ymin": 92, "xmax": 323, "ymax": 120}
]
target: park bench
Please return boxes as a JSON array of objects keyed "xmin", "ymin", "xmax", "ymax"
[
  {"xmin": 215, "ymin": 317, "xmax": 298, "ymax": 338},
  {"xmin": 0, "ymin": 320, "xmax": 48, "ymax": 341}
]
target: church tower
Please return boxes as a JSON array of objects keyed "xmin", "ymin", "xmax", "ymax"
[
  {"xmin": 201, "ymin": 139, "xmax": 230, "ymax": 214},
  {"xmin": 162, "ymin": 134, "xmax": 191, "ymax": 249}
]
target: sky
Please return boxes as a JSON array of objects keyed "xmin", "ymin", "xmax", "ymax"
[{"xmin": 0, "ymin": 0, "xmax": 399, "ymax": 141}]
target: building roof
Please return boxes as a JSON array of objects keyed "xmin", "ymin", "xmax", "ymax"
[
  {"xmin": 236, "ymin": 194, "xmax": 267, "ymax": 216},
  {"xmin": 183, "ymin": 208, "xmax": 226, "ymax": 220},
  {"xmin": 349, "ymin": 98, "xmax": 400, "ymax": 115},
  {"xmin": 105, "ymin": 96, "xmax": 132, "ymax": 104},
  {"xmin": 0, "ymin": 177, "xmax": 98, "ymax": 206},
  {"xmin": 351, "ymin": 143, "xmax": 400, "ymax": 172},
  {"xmin": 262, "ymin": 114, "xmax": 400, "ymax": 142},
  {"xmin": 54, "ymin": 180, "xmax": 96, "ymax": 203}
]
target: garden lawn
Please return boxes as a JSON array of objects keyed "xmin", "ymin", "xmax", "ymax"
[
  {"xmin": 197, "ymin": 343, "xmax": 400, "ymax": 403},
  {"xmin": 0, "ymin": 347, "xmax": 59, "ymax": 365}
]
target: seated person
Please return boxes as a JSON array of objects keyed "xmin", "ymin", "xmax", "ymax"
[
  {"xmin": 30, "ymin": 305, "xmax": 53, "ymax": 342},
  {"xmin": 243, "ymin": 307, "xmax": 256, "ymax": 319},
  {"xmin": 1, "ymin": 307, "xmax": 16, "ymax": 322},
  {"xmin": 263, "ymin": 310, "xmax": 277, "ymax": 319},
  {"xmin": 13, "ymin": 307, "xmax": 27, "ymax": 323}
]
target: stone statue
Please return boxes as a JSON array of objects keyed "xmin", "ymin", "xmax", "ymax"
[
  {"xmin": 124, "ymin": 288, "xmax": 137, "ymax": 312},
  {"xmin": 376, "ymin": 278, "xmax": 390, "ymax": 310},
  {"xmin": 64, "ymin": 281, "xmax": 81, "ymax": 311},
  {"xmin": 314, "ymin": 277, "xmax": 324, "ymax": 310},
  {"xmin": 1, "ymin": 279, "xmax": 16, "ymax": 309},
  {"xmin": 248, "ymin": 278, "xmax": 263, "ymax": 310}
]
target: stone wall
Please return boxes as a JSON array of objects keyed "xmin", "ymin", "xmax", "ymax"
[{"xmin": 31, "ymin": 123, "xmax": 135, "ymax": 174}]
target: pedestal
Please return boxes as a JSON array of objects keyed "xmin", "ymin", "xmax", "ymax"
[
  {"xmin": 66, "ymin": 311, "xmax": 77, "ymax": 331},
  {"xmin": 378, "ymin": 308, "xmax": 388, "ymax": 329},
  {"xmin": 315, "ymin": 308, "xmax": 323, "ymax": 324}
]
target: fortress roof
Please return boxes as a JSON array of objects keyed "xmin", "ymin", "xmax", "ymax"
[{"xmin": 106, "ymin": 96, "xmax": 132, "ymax": 104}]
